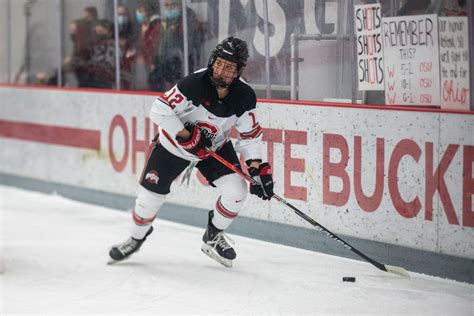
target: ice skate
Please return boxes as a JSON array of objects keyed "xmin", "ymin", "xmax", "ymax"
[
  {"xmin": 108, "ymin": 226, "xmax": 154, "ymax": 264},
  {"xmin": 201, "ymin": 211, "xmax": 236, "ymax": 268}
]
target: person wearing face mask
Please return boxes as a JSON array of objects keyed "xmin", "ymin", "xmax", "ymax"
[
  {"xmin": 132, "ymin": 3, "xmax": 161, "ymax": 90},
  {"xmin": 117, "ymin": 5, "xmax": 133, "ymax": 40},
  {"xmin": 116, "ymin": 5, "xmax": 136, "ymax": 90},
  {"xmin": 148, "ymin": 0, "xmax": 203, "ymax": 92},
  {"xmin": 135, "ymin": 7, "xmax": 146, "ymax": 25},
  {"xmin": 162, "ymin": 0, "xmax": 181, "ymax": 20}
]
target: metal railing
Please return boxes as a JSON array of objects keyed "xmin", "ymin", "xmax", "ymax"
[{"xmin": 290, "ymin": 33, "xmax": 351, "ymax": 101}]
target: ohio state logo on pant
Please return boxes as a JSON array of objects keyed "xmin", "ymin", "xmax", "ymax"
[{"xmin": 145, "ymin": 170, "xmax": 159, "ymax": 184}]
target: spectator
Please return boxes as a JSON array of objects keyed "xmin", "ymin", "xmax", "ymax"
[
  {"xmin": 82, "ymin": 6, "xmax": 98, "ymax": 24},
  {"xmin": 117, "ymin": 5, "xmax": 137, "ymax": 89},
  {"xmin": 86, "ymin": 19, "xmax": 117, "ymax": 89},
  {"xmin": 148, "ymin": 0, "xmax": 203, "ymax": 91},
  {"xmin": 82, "ymin": 6, "xmax": 99, "ymax": 43},
  {"xmin": 133, "ymin": 2, "xmax": 160, "ymax": 90},
  {"xmin": 62, "ymin": 7, "xmax": 98, "ymax": 87},
  {"xmin": 440, "ymin": 0, "xmax": 468, "ymax": 16},
  {"xmin": 457, "ymin": 0, "xmax": 468, "ymax": 15},
  {"xmin": 117, "ymin": 5, "xmax": 135, "ymax": 41},
  {"xmin": 32, "ymin": 67, "xmax": 65, "ymax": 86},
  {"xmin": 64, "ymin": 19, "xmax": 94, "ymax": 87},
  {"xmin": 34, "ymin": 71, "xmax": 49, "ymax": 86}
]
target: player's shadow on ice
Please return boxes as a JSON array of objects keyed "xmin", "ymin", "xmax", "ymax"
[
  {"xmin": 107, "ymin": 257, "xmax": 263, "ymax": 281},
  {"xmin": 107, "ymin": 261, "xmax": 146, "ymax": 267}
]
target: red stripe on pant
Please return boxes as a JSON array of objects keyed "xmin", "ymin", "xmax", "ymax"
[
  {"xmin": 132, "ymin": 210, "xmax": 156, "ymax": 226},
  {"xmin": 215, "ymin": 197, "xmax": 238, "ymax": 219},
  {"xmin": 139, "ymin": 140, "xmax": 157, "ymax": 184}
]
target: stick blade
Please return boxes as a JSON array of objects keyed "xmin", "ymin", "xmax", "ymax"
[{"xmin": 385, "ymin": 265, "xmax": 410, "ymax": 278}]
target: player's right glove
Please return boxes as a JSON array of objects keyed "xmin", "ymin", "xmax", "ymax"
[
  {"xmin": 248, "ymin": 162, "xmax": 274, "ymax": 200},
  {"xmin": 176, "ymin": 125, "xmax": 212, "ymax": 159}
]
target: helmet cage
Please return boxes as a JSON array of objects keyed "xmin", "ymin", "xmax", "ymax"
[{"xmin": 208, "ymin": 37, "xmax": 249, "ymax": 87}]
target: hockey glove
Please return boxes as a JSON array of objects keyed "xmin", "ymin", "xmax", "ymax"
[
  {"xmin": 248, "ymin": 162, "xmax": 274, "ymax": 200},
  {"xmin": 176, "ymin": 125, "xmax": 212, "ymax": 159}
]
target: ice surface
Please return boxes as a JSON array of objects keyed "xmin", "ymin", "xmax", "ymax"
[{"xmin": 1, "ymin": 186, "xmax": 473, "ymax": 315}]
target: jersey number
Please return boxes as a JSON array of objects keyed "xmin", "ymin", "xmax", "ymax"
[{"xmin": 164, "ymin": 88, "xmax": 184, "ymax": 109}]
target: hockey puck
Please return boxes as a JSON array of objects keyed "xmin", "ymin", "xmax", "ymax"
[{"xmin": 342, "ymin": 277, "xmax": 356, "ymax": 282}]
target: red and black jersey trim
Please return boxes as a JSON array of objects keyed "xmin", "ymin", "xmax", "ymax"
[
  {"xmin": 239, "ymin": 124, "xmax": 263, "ymax": 139},
  {"xmin": 215, "ymin": 196, "xmax": 238, "ymax": 219}
]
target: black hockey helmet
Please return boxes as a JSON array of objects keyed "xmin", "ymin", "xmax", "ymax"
[{"xmin": 207, "ymin": 37, "xmax": 249, "ymax": 87}]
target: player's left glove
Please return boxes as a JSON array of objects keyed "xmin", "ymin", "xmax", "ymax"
[{"xmin": 248, "ymin": 162, "xmax": 274, "ymax": 200}]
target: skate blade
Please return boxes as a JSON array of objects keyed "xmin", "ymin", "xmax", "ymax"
[
  {"xmin": 107, "ymin": 257, "xmax": 123, "ymax": 265},
  {"xmin": 201, "ymin": 243, "xmax": 233, "ymax": 268},
  {"xmin": 107, "ymin": 251, "xmax": 133, "ymax": 265}
]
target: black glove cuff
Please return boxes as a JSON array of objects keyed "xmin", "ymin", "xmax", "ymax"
[
  {"xmin": 245, "ymin": 159, "xmax": 262, "ymax": 167},
  {"xmin": 248, "ymin": 166, "xmax": 259, "ymax": 177}
]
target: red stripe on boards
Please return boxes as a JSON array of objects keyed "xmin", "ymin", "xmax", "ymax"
[{"xmin": 0, "ymin": 120, "xmax": 101, "ymax": 150}]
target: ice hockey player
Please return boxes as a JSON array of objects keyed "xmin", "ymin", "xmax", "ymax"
[{"xmin": 108, "ymin": 37, "xmax": 274, "ymax": 267}]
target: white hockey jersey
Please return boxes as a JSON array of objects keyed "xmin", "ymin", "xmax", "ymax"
[{"xmin": 149, "ymin": 69, "xmax": 263, "ymax": 162}]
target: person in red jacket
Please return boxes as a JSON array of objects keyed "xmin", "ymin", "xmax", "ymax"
[{"xmin": 131, "ymin": 3, "xmax": 160, "ymax": 90}]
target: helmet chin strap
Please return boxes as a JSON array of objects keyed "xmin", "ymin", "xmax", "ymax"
[
  {"xmin": 210, "ymin": 74, "xmax": 233, "ymax": 88},
  {"xmin": 210, "ymin": 78, "xmax": 229, "ymax": 88},
  {"xmin": 208, "ymin": 59, "xmax": 243, "ymax": 88}
]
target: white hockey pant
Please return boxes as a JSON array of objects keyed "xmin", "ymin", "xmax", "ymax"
[
  {"xmin": 130, "ymin": 185, "xmax": 166, "ymax": 239},
  {"xmin": 212, "ymin": 173, "xmax": 248, "ymax": 230}
]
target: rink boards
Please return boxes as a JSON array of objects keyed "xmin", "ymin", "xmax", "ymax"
[{"xmin": 0, "ymin": 85, "xmax": 473, "ymax": 261}]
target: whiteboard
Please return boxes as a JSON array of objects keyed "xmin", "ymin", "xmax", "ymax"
[
  {"xmin": 382, "ymin": 15, "xmax": 440, "ymax": 106},
  {"xmin": 439, "ymin": 17, "xmax": 470, "ymax": 110},
  {"xmin": 354, "ymin": 3, "xmax": 384, "ymax": 91}
]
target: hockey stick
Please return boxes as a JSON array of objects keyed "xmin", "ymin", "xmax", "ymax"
[{"xmin": 207, "ymin": 149, "xmax": 410, "ymax": 278}]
